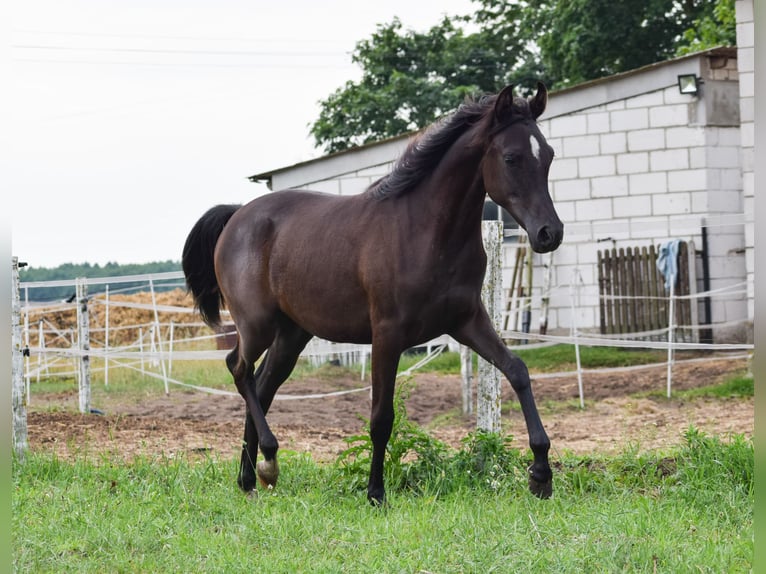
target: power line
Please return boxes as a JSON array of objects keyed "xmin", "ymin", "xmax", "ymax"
[
  {"xmin": 14, "ymin": 27, "xmax": 352, "ymax": 46},
  {"xmin": 14, "ymin": 57, "xmax": 358, "ymax": 70},
  {"xmin": 13, "ymin": 44, "xmax": 350, "ymax": 58}
]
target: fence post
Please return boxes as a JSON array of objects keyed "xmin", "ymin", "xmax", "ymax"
[
  {"xmin": 104, "ymin": 284, "xmax": 110, "ymax": 387},
  {"xmin": 76, "ymin": 278, "xmax": 91, "ymax": 414},
  {"xmin": 570, "ymin": 269, "xmax": 585, "ymax": 409},
  {"xmin": 148, "ymin": 278, "xmax": 170, "ymax": 394},
  {"xmin": 12, "ymin": 257, "xmax": 28, "ymax": 461},
  {"xmin": 460, "ymin": 345, "xmax": 473, "ymax": 415},
  {"xmin": 477, "ymin": 221, "xmax": 503, "ymax": 433},
  {"xmin": 666, "ymin": 277, "xmax": 675, "ymax": 398}
]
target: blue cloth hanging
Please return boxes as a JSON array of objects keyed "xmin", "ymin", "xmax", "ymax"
[{"xmin": 656, "ymin": 239, "xmax": 681, "ymax": 291}]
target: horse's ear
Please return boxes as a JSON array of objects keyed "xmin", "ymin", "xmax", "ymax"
[
  {"xmin": 494, "ymin": 84, "xmax": 516, "ymax": 123},
  {"xmin": 529, "ymin": 81, "xmax": 548, "ymax": 119}
]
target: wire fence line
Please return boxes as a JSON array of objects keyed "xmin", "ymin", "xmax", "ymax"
[{"xmin": 11, "ymin": 229, "xmax": 754, "ymax": 458}]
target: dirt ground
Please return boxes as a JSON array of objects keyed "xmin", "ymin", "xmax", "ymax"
[{"xmin": 26, "ymin": 353, "xmax": 752, "ymax": 465}]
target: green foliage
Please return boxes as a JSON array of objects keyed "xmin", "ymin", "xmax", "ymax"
[
  {"xmin": 677, "ymin": 426, "xmax": 753, "ymax": 499},
  {"xmin": 311, "ymin": 0, "xmax": 737, "ymax": 151},
  {"xmin": 527, "ymin": 0, "xmax": 693, "ymax": 87},
  {"xmin": 335, "ymin": 378, "xmax": 531, "ymax": 497},
  {"xmin": 310, "ymin": 16, "xmax": 526, "ymax": 153},
  {"xmin": 18, "ymin": 260, "xmax": 182, "ymax": 302},
  {"xmin": 336, "ymin": 378, "xmax": 452, "ymax": 494},
  {"xmin": 677, "ymin": 0, "xmax": 737, "ymax": 55}
]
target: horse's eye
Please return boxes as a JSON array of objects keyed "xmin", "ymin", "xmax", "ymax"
[{"xmin": 504, "ymin": 154, "xmax": 519, "ymax": 165}]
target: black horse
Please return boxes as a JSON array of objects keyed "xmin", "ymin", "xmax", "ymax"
[{"xmin": 183, "ymin": 83, "xmax": 563, "ymax": 505}]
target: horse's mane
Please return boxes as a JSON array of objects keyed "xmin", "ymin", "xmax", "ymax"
[{"xmin": 366, "ymin": 94, "xmax": 533, "ymax": 200}]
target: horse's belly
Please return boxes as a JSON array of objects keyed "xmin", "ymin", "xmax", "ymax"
[{"xmin": 273, "ymin": 271, "xmax": 373, "ymax": 344}]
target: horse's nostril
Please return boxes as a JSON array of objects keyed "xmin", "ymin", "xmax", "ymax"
[{"xmin": 536, "ymin": 225, "xmax": 562, "ymax": 251}]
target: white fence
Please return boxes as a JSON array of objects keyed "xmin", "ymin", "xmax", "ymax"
[{"xmin": 10, "ymin": 219, "xmax": 754, "ymax": 458}]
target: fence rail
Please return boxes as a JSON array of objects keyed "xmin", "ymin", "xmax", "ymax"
[{"xmin": 11, "ymin": 229, "xmax": 753, "ymax": 459}]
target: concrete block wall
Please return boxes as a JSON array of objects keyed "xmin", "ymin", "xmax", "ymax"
[
  {"xmin": 261, "ymin": 48, "xmax": 750, "ymax": 342},
  {"xmin": 306, "ymin": 162, "xmax": 394, "ymax": 196},
  {"xmin": 533, "ymin": 70, "xmax": 746, "ymax": 338},
  {"xmin": 736, "ymin": 0, "xmax": 755, "ymax": 338}
]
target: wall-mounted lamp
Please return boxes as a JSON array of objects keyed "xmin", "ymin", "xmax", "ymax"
[{"xmin": 677, "ymin": 73, "xmax": 700, "ymax": 96}]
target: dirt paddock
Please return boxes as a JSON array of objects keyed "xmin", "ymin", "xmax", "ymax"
[{"xmin": 27, "ymin": 355, "xmax": 752, "ymax": 463}]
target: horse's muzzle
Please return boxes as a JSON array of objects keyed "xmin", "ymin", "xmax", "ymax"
[{"xmin": 532, "ymin": 223, "xmax": 564, "ymax": 253}]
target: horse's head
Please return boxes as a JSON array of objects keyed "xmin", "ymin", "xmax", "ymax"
[{"xmin": 481, "ymin": 82, "xmax": 563, "ymax": 253}]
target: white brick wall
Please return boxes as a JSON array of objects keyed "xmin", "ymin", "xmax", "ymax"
[
  {"xmin": 579, "ymin": 156, "xmax": 615, "ymax": 177},
  {"xmin": 546, "ymin": 58, "xmax": 746, "ymax": 339},
  {"xmin": 617, "ymin": 152, "xmax": 648, "ymax": 174},
  {"xmin": 629, "ymin": 172, "xmax": 667, "ymax": 194},
  {"xmin": 263, "ymin": 47, "xmax": 750, "ymax": 342},
  {"xmin": 736, "ymin": 0, "xmax": 754, "ymax": 328},
  {"xmin": 600, "ymin": 133, "xmax": 627, "ymax": 154},
  {"xmin": 611, "ymin": 108, "xmax": 649, "ymax": 131},
  {"xmin": 549, "ymin": 115, "xmax": 587, "ymax": 137},
  {"xmin": 650, "ymin": 149, "xmax": 689, "ymax": 171},
  {"xmin": 591, "ymin": 175, "xmax": 628, "ymax": 197},
  {"xmin": 628, "ymin": 129, "xmax": 665, "ymax": 151}
]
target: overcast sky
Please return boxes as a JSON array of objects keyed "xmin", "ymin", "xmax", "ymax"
[{"xmin": 9, "ymin": 0, "xmax": 475, "ymax": 268}]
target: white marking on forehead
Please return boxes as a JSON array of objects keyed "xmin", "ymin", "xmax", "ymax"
[{"xmin": 529, "ymin": 134, "xmax": 541, "ymax": 162}]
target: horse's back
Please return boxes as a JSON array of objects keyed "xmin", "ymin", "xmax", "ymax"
[{"xmin": 215, "ymin": 190, "xmax": 377, "ymax": 342}]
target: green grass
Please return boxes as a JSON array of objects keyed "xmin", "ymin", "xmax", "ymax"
[
  {"xmin": 14, "ymin": 428, "xmax": 752, "ymax": 573},
  {"xmin": 19, "ymin": 350, "xmax": 752, "ymax": 571},
  {"xmin": 395, "ymin": 345, "xmax": 669, "ymax": 377},
  {"xmin": 643, "ymin": 372, "xmax": 754, "ymax": 400},
  {"xmin": 30, "ymin": 345, "xmax": 673, "ymax": 403},
  {"xmin": 513, "ymin": 344, "xmax": 667, "ymax": 372}
]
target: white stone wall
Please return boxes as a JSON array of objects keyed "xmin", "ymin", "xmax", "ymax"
[
  {"xmin": 304, "ymin": 162, "xmax": 395, "ymax": 196},
  {"xmin": 736, "ymin": 0, "xmax": 755, "ymax": 340},
  {"xmin": 263, "ymin": 50, "xmax": 750, "ymax": 342},
  {"xmin": 532, "ymin": 65, "xmax": 746, "ymax": 339}
]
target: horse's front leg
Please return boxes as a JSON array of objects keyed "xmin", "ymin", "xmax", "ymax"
[
  {"xmin": 453, "ymin": 309, "xmax": 553, "ymax": 499},
  {"xmin": 367, "ymin": 333, "xmax": 402, "ymax": 506}
]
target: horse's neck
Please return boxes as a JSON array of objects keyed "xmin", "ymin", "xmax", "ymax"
[{"xmin": 415, "ymin": 133, "xmax": 487, "ymax": 243}]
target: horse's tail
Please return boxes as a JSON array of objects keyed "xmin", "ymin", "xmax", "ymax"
[{"xmin": 182, "ymin": 204, "xmax": 241, "ymax": 328}]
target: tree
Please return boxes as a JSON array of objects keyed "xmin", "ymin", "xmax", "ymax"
[
  {"xmin": 311, "ymin": 0, "xmax": 736, "ymax": 152},
  {"xmin": 478, "ymin": 0, "xmax": 733, "ymax": 89},
  {"xmin": 310, "ymin": 16, "xmax": 531, "ymax": 153},
  {"xmin": 676, "ymin": 0, "xmax": 736, "ymax": 55}
]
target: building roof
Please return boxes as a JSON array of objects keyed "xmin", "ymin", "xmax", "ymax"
[{"xmin": 249, "ymin": 46, "xmax": 737, "ymax": 187}]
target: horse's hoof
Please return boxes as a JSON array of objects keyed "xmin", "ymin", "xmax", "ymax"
[
  {"xmin": 245, "ymin": 489, "xmax": 258, "ymax": 500},
  {"xmin": 367, "ymin": 488, "xmax": 386, "ymax": 507},
  {"xmin": 256, "ymin": 459, "xmax": 279, "ymax": 490},
  {"xmin": 528, "ymin": 474, "xmax": 553, "ymax": 499},
  {"xmin": 237, "ymin": 472, "xmax": 257, "ymax": 493}
]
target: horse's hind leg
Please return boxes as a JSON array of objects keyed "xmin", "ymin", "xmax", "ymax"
[
  {"xmin": 227, "ymin": 347, "xmax": 262, "ymax": 492},
  {"xmin": 237, "ymin": 363, "xmax": 265, "ymax": 492},
  {"xmin": 251, "ymin": 321, "xmax": 312, "ymax": 489},
  {"xmin": 229, "ymin": 320, "xmax": 312, "ymax": 492},
  {"xmin": 226, "ymin": 333, "xmax": 274, "ymax": 492}
]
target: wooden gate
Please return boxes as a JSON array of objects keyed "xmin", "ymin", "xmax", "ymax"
[{"xmin": 597, "ymin": 242, "xmax": 695, "ymax": 341}]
